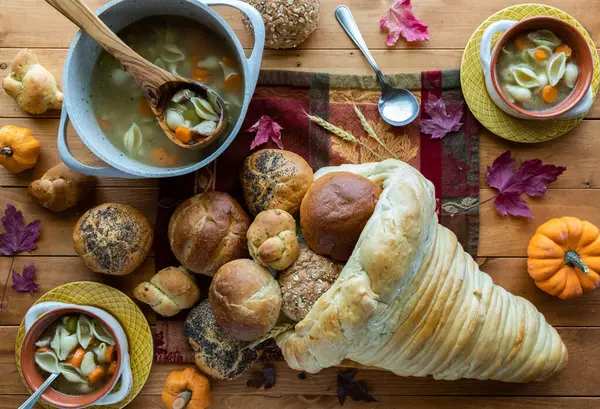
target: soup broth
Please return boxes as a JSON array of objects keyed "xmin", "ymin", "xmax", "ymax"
[
  {"xmin": 496, "ymin": 29, "xmax": 579, "ymax": 111},
  {"xmin": 90, "ymin": 16, "xmax": 244, "ymax": 167}
]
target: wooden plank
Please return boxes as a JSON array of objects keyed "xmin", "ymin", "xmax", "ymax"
[
  {"xmin": 0, "ymin": 396, "xmax": 599, "ymax": 409},
  {"xmin": 478, "ymin": 189, "xmax": 600, "ymax": 257},
  {"xmin": 0, "ymin": 256, "xmax": 156, "ymax": 326},
  {"xmin": 0, "ymin": 187, "xmax": 158, "ymax": 256},
  {"xmin": 1, "ymin": 0, "xmax": 599, "ymax": 51},
  {"xmin": 2, "ymin": 327, "xmax": 600, "ymax": 396}
]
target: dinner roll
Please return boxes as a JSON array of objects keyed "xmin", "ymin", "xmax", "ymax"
[
  {"xmin": 134, "ymin": 266, "xmax": 200, "ymax": 317},
  {"xmin": 247, "ymin": 209, "xmax": 299, "ymax": 270},
  {"xmin": 168, "ymin": 192, "xmax": 250, "ymax": 276},
  {"xmin": 300, "ymin": 171, "xmax": 381, "ymax": 261},
  {"xmin": 240, "ymin": 149, "xmax": 313, "ymax": 216},
  {"xmin": 209, "ymin": 259, "xmax": 282, "ymax": 341},
  {"xmin": 73, "ymin": 203, "xmax": 153, "ymax": 275},
  {"xmin": 185, "ymin": 300, "xmax": 264, "ymax": 379},
  {"xmin": 278, "ymin": 244, "xmax": 343, "ymax": 321}
]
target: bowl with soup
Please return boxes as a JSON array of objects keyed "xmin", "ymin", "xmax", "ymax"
[
  {"xmin": 58, "ymin": 0, "xmax": 265, "ymax": 178},
  {"xmin": 479, "ymin": 16, "xmax": 594, "ymax": 120},
  {"xmin": 20, "ymin": 302, "xmax": 132, "ymax": 408}
]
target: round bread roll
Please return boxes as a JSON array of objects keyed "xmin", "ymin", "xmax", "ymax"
[
  {"xmin": 168, "ymin": 192, "xmax": 250, "ymax": 276},
  {"xmin": 240, "ymin": 149, "xmax": 313, "ymax": 216},
  {"xmin": 134, "ymin": 266, "xmax": 200, "ymax": 317},
  {"xmin": 73, "ymin": 203, "xmax": 153, "ymax": 275},
  {"xmin": 209, "ymin": 259, "xmax": 282, "ymax": 341},
  {"xmin": 278, "ymin": 244, "xmax": 343, "ymax": 321},
  {"xmin": 300, "ymin": 171, "xmax": 381, "ymax": 261},
  {"xmin": 247, "ymin": 209, "xmax": 299, "ymax": 270},
  {"xmin": 184, "ymin": 300, "xmax": 264, "ymax": 379}
]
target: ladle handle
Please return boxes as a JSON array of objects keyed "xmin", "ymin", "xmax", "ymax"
[
  {"xmin": 335, "ymin": 5, "xmax": 390, "ymax": 88},
  {"xmin": 45, "ymin": 0, "xmax": 172, "ymax": 92}
]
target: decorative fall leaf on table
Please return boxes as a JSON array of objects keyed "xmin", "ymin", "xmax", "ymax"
[
  {"xmin": 420, "ymin": 95, "xmax": 464, "ymax": 139},
  {"xmin": 380, "ymin": 0, "xmax": 429, "ymax": 46},
  {"xmin": 0, "ymin": 203, "xmax": 41, "ymax": 255},
  {"xmin": 12, "ymin": 264, "xmax": 39, "ymax": 295},
  {"xmin": 486, "ymin": 151, "xmax": 566, "ymax": 218},
  {"xmin": 248, "ymin": 115, "xmax": 283, "ymax": 149},
  {"xmin": 337, "ymin": 369, "xmax": 377, "ymax": 406}
]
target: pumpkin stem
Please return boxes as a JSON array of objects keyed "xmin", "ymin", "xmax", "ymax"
[
  {"xmin": 565, "ymin": 250, "xmax": 589, "ymax": 275},
  {"xmin": 0, "ymin": 146, "xmax": 12, "ymax": 157},
  {"xmin": 172, "ymin": 390, "xmax": 192, "ymax": 409}
]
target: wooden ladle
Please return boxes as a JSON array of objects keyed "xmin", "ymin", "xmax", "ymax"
[{"xmin": 45, "ymin": 0, "xmax": 227, "ymax": 150}]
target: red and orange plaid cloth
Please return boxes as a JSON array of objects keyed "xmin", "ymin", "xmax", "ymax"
[{"xmin": 153, "ymin": 69, "xmax": 480, "ymax": 364}]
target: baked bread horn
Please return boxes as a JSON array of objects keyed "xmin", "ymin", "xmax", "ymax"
[{"xmin": 277, "ymin": 160, "xmax": 568, "ymax": 382}]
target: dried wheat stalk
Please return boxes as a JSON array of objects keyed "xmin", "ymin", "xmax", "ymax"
[{"xmin": 353, "ymin": 104, "xmax": 399, "ymax": 160}]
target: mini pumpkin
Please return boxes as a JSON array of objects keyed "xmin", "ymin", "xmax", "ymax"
[
  {"xmin": 0, "ymin": 125, "xmax": 40, "ymax": 174},
  {"xmin": 161, "ymin": 367, "xmax": 212, "ymax": 409},
  {"xmin": 527, "ymin": 217, "xmax": 600, "ymax": 299}
]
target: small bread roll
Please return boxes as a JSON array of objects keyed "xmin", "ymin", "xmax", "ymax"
[
  {"xmin": 73, "ymin": 203, "xmax": 153, "ymax": 275},
  {"xmin": 279, "ymin": 244, "xmax": 343, "ymax": 321},
  {"xmin": 209, "ymin": 259, "xmax": 282, "ymax": 341},
  {"xmin": 168, "ymin": 192, "xmax": 250, "ymax": 276},
  {"xmin": 300, "ymin": 172, "xmax": 381, "ymax": 261},
  {"xmin": 240, "ymin": 149, "xmax": 313, "ymax": 216},
  {"xmin": 247, "ymin": 209, "xmax": 299, "ymax": 270},
  {"xmin": 134, "ymin": 266, "xmax": 200, "ymax": 317},
  {"xmin": 185, "ymin": 300, "xmax": 264, "ymax": 379},
  {"xmin": 28, "ymin": 162, "xmax": 93, "ymax": 212}
]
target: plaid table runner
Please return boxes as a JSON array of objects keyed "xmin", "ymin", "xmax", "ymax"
[{"xmin": 153, "ymin": 69, "xmax": 480, "ymax": 364}]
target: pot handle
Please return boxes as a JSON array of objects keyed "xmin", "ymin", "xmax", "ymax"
[
  {"xmin": 202, "ymin": 0, "xmax": 265, "ymax": 87},
  {"xmin": 558, "ymin": 86, "xmax": 594, "ymax": 119},
  {"xmin": 94, "ymin": 353, "xmax": 133, "ymax": 406},
  {"xmin": 24, "ymin": 302, "xmax": 68, "ymax": 331},
  {"xmin": 480, "ymin": 20, "xmax": 516, "ymax": 74},
  {"xmin": 58, "ymin": 106, "xmax": 136, "ymax": 178}
]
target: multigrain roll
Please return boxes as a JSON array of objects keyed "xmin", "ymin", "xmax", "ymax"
[
  {"xmin": 300, "ymin": 171, "xmax": 381, "ymax": 261},
  {"xmin": 184, "ymin": 300, "xmax": 264, "ymax": 379},
  {"xmin": 168, "ymin": 192, "xmax": 250, "ymax": 276},
  {"xmin": 240, "ymin": 149, "xmax": 313, "ymax": 216},
  {"xmin": 278, "ymin": 244, "xmax": 343, "ymax": 321},
  {"xmin": 73, "ymin": 203, "xmax": 153, "ymax": 275},
  {"xmin": 209, "ymin": 259, "xmax": 282, "ymax": 341}
]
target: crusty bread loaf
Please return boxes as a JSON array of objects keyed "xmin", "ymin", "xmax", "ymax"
[
  {"xmin": 134, "ymin": 266, "xmax": 201, "ymax": 317},
  {"xmin": 278, "ymin": 160, "xmax": 568, "ymax": 382},
  {"xmin": 240, "ymin": 149, "xmax": 313, "ymax": 216},
  {"xmin": 247, "ymin": 209, "xmax": 299, "ymax": 270},
  {"xmin": 168, "ymin": 192, "xmax": 250, "ymax": 276},
  {"xmin": 209, "ymin": 259, "xmax": 282, "ymax": 341},
  {"xmin": 185, "ymin": 300, "xmax": 264, "ymax": 379},
  {"xmin": 300, "ymin": 171, "xmax": 381, "ymax": 261},
  {"xmin": 73, "ymin": 203, "xmax": 153, "ymax": 275},
  {"xmin": 28, "ymin": 162, "xmax": 93, "ymax": 212},
  {"xmin": 278, "ymin": 244, "xmax": 343, "ymax": 321}
]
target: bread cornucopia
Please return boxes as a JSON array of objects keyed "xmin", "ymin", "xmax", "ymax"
[{"xmin": 276, "ymin": 159, "xmax": 568, "ymax": 382}]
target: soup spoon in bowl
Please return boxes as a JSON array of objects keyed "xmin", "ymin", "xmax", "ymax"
[{"xmin": 45, "ymin": 0, "xmax": 227, "ymax": 150}]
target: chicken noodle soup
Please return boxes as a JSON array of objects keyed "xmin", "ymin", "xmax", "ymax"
[
  {"xmin": 496, "ymin": 29, "xmax": 579, "ymax": 110},
  {"xmin": 90, "ymin": 16, "xmax": 244, "ymax": 167},
  {"xmin": 34, "ymin": 314, "xmax": 118, "ymax": 395}
]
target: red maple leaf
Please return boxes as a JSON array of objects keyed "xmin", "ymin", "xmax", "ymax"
[
  {"xmin": 380, "ymin": 0, "xmax": 429, "ymax": 46},
  {"xmin": 248, "ymin": 115, "xmax": 284, "ymax": 150},
  {"xmin": 420, "ymin": 95, "xmax": 464, "ymax": 139},
  {"xmin": 12, "ymin": 264, "xmax": 39, "ymax": 295},
  {"xmin": 0, "ymin": 204, "xmax": 41, "ymax": 255}
]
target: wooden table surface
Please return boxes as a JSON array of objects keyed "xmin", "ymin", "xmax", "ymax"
[{"xmin": 1, "ymin": 0, "xmax": 600, "ymax": 408}]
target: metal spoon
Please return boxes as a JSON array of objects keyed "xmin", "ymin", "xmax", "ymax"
[
  {"xmin": 335, "ymin": 5, "xmax": 419, "ymax": 127},
  {"xmin": 45, "ymin": 0, "xmax": 227, "ymax": 150},
  {"xmin": 19, "ymin": 372, "xmax": 59, "ymax": 409}
]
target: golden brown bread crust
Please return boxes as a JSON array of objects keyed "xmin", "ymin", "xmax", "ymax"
[
  {"xmin": 278, "ymin": 244, "xmax": 343, "ymax": 321},
  {"xmin": 209, "ymin": 259, "xmax": 282, "ymax": 341},
  {"xmin": 133, "ymin": 266, "xmax": 200, "ymax": 317},
  {"xmin": 247, "ymin": 209, "xmax": 299, "ymax": 270},
  {"xmin": 73, "ymin": 203, "xmax": 153, "ymax": 275},
  {"xmin": 28, "ymin": 162, "xmax": 93, "ymax": 212},
  {"xmin": 168, "ymin": 192, "xmax": 250, "ymax": 276},
  {"xmin": 240, "ymin": 149, "xmax": 313, "ymax": 216},
  {"xmin": 300, "ymin": 171, "xmax": 381, "ymax": 261}
]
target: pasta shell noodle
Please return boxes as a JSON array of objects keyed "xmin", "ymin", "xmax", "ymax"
[
  {"xmin": 505, "ymin": 84, "xmax": 532, "ymax": 103},
  {"xmin": 547, "ymin": 52, "xmax": 567, "ymax": 86},
  {"xmin": 92, "ymin": 342, "xmax": 109, "ymax": 363},
  {"xmin": 191, "ymin": 97, "xmax": 219, "ymax": 121},
  {"xmin": 76, "ymin": 315, "xmax": 93, "ymax": 349},
  {"xmin": 510, "ymin": 66, "xmax": 541, "ymax": 88},
  {"xmin": 564, "ymin": 63, "xmax": 579, "ymax": 88},
  {"xmin": 528, "ymin": 29, "xmax": 562, "ymax": 47},
  {"xmin": 35, "ymin": 351, "xmax": 61, "ymax": 374},
  {"xmin": 92, "ymin": 320, "xmax": 116, "ymax": 345},
  {"xmin": 51, "ymin": 326, "xmax": 79, "ymax": 360},
  {"xmin": 123, "ymin": 123, "xmax": 143, "ymax": 155},
  {"xmin": 58, "ymin": 363, "xmax": 88, "ymax": 384},
  {"xmin": 79, "ymin": 351, "xmax": 97, "ymax": 376}
]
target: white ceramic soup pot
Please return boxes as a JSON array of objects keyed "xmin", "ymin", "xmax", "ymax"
[
  {"xmin": 21, "ymin": 302, "xmax": 132, "ymax": 408},
  {"xmin": 480, "ymin": 17, "xmax": 594, "ymax": 120},
  {"xmin": 59, "ymin": 0, "xmax": 265, "ymax": 178}
]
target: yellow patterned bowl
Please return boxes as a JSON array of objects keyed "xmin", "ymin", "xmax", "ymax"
[
  {"xmin": 461, "ymin": 3, "xmax": 599, "ymax": 142},
  {"xmin": 15, "ymin": 282, "xmax": 153, "ymax": 409}
]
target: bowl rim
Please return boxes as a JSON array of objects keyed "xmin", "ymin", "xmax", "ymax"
[
  {"xmin": 489, "ymin": 16, "xmax": 594, "ymax": 119},
  {"xmin": 20, "ymin": 307, "xmax": 123, "ymax": 409}
]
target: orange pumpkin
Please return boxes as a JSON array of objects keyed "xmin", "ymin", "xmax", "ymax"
[{"xmin": 527, "ymin": 217, "xmax": 600, "ymax": 299}]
